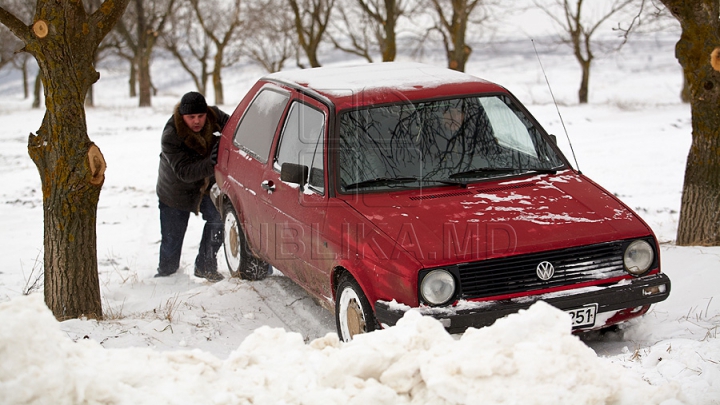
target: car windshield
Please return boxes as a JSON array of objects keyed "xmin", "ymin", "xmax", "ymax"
[{"xmin": 338, "ymin": 95, "xmax": 566, "ymax": 192}]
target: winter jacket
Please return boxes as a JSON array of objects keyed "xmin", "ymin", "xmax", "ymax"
[{"xmin": 156, "ymin": 105, "xmax": 230, "ymax": 213}]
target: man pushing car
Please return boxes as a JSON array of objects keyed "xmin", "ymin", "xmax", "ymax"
[{"xmin": 154, "ymin": 91, "xmax": 230, "ymax": 282}]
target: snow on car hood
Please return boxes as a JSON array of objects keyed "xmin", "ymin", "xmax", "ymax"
[{"xmin": 344, "ymin": 171, "xmax": 651, "ymax": 267}]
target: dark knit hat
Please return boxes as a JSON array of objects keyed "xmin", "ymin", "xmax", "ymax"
[{"xmin": 178, "ymin": 91, "xmax": 208, "ymax": 115}]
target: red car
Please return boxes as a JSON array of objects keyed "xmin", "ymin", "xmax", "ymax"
[{"xmin": 212, "ymin": 62, "xmax": 670, "ymax": 341}]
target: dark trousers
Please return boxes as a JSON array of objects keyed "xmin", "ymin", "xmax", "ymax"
[{"xmin": 158, "ymin": 195, "xmax": 223, "ymax": 275}]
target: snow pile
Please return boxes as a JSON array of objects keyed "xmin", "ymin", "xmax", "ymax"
[{"xmin": 0, "ymin": 295, "xmax": 681, "ymax": 405}]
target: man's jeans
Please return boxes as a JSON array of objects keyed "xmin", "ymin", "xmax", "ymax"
[{"xmin": 158, "ymin": 195, "xmax": 223, "ymax": 275}]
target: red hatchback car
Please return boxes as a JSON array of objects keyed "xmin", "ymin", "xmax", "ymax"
[{"xmin": 212, "ymin": 62, "xmax": 670, "ymax": 341}]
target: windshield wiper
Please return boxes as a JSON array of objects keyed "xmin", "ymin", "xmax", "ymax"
[
  {"xmin": 449, "ymin": 167, "xmax": 562, "ymax": 180},
  {"xmin": 344, "ymin": 176, "xmax": 420, "ymax": 190},
  {"xmin": 520, "ymin": 167, "xmax": 562, "ymax": 175},
  {"xmin": 448, "ymin": 168, "xmax": 519, "ymax": 179}
]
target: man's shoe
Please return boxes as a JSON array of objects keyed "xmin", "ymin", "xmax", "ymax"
[
  {"xmin": 194, "ymin": 268, "xmax": 224, "ymax": 282},
  {"xmin": 154, "ymin": 270, "xmax": 176, "ymax": 278}
]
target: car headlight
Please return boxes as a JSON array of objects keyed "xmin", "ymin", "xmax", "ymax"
[
  {"xmin": 420, "ymin": 269, "xmax": 456, "ymax": 306},
  {"xmin": 623, "ymin": 239, "xmax": 654, "ymax": 275}
]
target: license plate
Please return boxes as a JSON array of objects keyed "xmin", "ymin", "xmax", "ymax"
[{"xmin": 566, "ymin": 304, "xmax": 597, "ymax": 329}]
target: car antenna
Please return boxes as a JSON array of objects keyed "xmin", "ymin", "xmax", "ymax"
[{"xmin": 531, "ymin": 39, "xmax": 582, "ymax": 174}]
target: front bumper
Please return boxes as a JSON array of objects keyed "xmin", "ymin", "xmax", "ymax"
[{"xmin": 375, "ymin": 273, "xmax": 671, "ymax": 334}]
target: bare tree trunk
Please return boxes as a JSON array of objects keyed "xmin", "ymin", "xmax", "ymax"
[
  {"xmin": 212, "ymin": 41, "xmax": 226, "ymax": 105},
  {"xmin": 129, "ymin": 59, "xmax": 137, "ymax": 98},
  {"xmin": 447, "ymin": 45, "xmax": 470, "ymax": 72},
  {"xmin": 428, "ymin": 0, "xmax": 481, "ymax": 72},
  {"xmin": 306, "ymin": 46, "xmax": 321, "ymax": 68},
  {"xmin": 131, "ymin": 0, "xmax": 175, "ymax": 107},
  {"xmin": 33, "ymin": 111, "xmax": 103, "ymax": 320},
  {"xmin": 29, "ymin": 41, "xmax": 104, "ymax": 321},
  {"xmin": 21, "ymin": 57, "xmax": 29, "ymax": 99},
  {"xmin": 660, "ymin": 0, "xmax": 720, "ymax": 246},
  {"xmin": 381, "ymin": 0, "xmax": 396, "ymax": 62},
  {"xmin": 446, "ymin": 15, "xmax": 471, "ymax": 72},
  {"xmin": 138, "ymin": 52, "xmax": 152, "ymax": 107},
  {"xmin": 579, "ymin": 60, "xmax": 591, "ymax": 104},
  {"xmin": 32, "ymin": 70, "xmax": 42, "ymax": 109},
  {"xmin": 213, "ymin": 51, "xmax": 224, "ymax": 105},
  {"xmin": 0, "ymin": 0, "xmax": 129, "ymax": 320},
  {"xmin": 446, "ymin": 2, "xmax": 470, "ymax": 71}
]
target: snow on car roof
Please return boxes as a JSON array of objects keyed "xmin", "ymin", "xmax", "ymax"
[{"xmin": 264, "ymin": 62, "xmax": 499, "ymax": 101}]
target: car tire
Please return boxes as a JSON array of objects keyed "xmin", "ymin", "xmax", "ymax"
[
  {"xmin": 335, "ymin": 273, "xmax": 377, "ymax": 342},
  {"xmin": 223, "ymin": 202, "xmax": 269, "ymax": 281}
]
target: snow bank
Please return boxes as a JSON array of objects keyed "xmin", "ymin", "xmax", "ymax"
[{"xmin": 0, "ymin": 295, "xmax": 681, "ymax": 405}]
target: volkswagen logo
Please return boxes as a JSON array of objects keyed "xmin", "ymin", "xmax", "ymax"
[{"xmin": 536, "ymin": 261, "xmax": 555, "ymax": 281}]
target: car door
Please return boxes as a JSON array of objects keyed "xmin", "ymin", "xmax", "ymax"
[
  {"xmin": 224, "ymin": 84, "xmax": 291, "ymax": 255},
  {"xmin": 256, "ymin": 93, "xmax": 333, "ymax": 299}
]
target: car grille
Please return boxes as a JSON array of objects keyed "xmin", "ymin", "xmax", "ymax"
[{"xmin": 458, "ymin": 241, "xmax": 629, "ymax": 299}]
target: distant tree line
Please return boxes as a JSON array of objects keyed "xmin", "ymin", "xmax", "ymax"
[{"xmin": 0, "ymin": 0, "xmax": 669, "ymax": 107}]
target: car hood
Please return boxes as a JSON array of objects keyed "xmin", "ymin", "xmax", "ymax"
[{"xmin": 343, "ymin": 171, "xmax": 652, "ymax": 267}]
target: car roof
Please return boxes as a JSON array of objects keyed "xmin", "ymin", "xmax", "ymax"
[{"xmin": 263, "ymin": 62, "xmax": 508, "ymax": 110}]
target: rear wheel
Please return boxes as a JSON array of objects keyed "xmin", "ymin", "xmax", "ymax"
[
  {"xmin": 335, "ymin": 273, "xmax": 377, "ymax": 342},
  {"xmin": 223, "ymin": 202, "xmax": 269, "ymax": 280}
]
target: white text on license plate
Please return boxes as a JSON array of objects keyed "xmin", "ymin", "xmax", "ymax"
[{"xmin": 566, "ymin": 304, "xmax": 597, "ymax": 328}]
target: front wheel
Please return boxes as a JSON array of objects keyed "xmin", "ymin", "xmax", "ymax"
[
  {"xmin": 335, "ymin": 274, "xmax": 377, "ymax": 342},
  {"xmin": 223, "ymin": 202, "xmax": 269, "ymax": 281}
]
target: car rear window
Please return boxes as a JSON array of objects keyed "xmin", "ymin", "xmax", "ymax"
[{"xmin": 233, "ymin": 88, "xmax": 290, "ymax": 163}]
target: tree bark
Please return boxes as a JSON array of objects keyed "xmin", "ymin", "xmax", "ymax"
[
  {"xmin": 212, "ymin": 51, "xmax": 224, "ymax": 105},
  {"xmin": 660, "ymin": 0, "xmax": 720, "ymax": 245},
  {"xmin": 0, "ymin": 0, "xmax": 129, "ymax": 320},
  {"xmin": 579, "ymin": 59, "xmax": 591, "ymax": 104},
  {"xmin": 129, "ymin": 59, "xmax": 137, "ymax": 97},
  {"xmin": 431, "ymin": 0, "xmax": 480, "ymax": 72},
  {"xmin": 137, "ymin": 51, "xmax": 152, "ymax": 107},
  {"xmin": 21, "ymin": 57, "xmax": 29, "ymax": 99},
  {"xmin": 32, "ymin": 70, "xmax": 42, "ymax": 108},
  {"xmin": 446, "ymin": 6, "xmax": 471, "ymax": 72},
  {"xmin": 134, "ymin": 0, "xmax": 153, "ymax": 107},
  {"xmin": 571, "ymin": 26, "xmax": 593, "ymax": 105},
  {"xmin": 381, "ymin": 0, "xmax": 396, "ymax": 62}
]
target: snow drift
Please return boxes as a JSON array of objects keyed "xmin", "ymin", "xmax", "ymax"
[{"xmin": 0, "ymin": 295, "xmax": 681, "ymax": 405}]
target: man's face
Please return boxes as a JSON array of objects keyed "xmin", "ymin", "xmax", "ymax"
[{"xmin": 182, "ymin": 113, "xmax": 207, "ymax": 133}]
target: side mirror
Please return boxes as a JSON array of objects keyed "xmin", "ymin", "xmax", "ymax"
[
  {"xmin": 548, "ymin": 134, "xmax": 557, "ymax": 144},
  {"xmin": 280, "ymin": 162, "xmax": 309, "ymax": 185}
]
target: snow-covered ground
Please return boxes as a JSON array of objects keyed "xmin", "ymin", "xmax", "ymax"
[{"xmin": 0, "ymin": 27, "xmax": 718, "ymax": 404}]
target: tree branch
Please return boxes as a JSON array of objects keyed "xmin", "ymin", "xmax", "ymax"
[
  {"xmin": 0, "ymin": 6, "xmax": 32, "ymax": 44},
  {"xmin": 90, "ymin": 0, "xmax": 132, "ymax": 46}
]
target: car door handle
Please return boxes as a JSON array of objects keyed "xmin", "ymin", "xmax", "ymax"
[{"xmin": 261, "ymin": 180, "xmax": 275, "ymax": 193}]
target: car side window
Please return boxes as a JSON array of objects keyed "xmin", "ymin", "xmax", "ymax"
[
  {"xmin": 233, "ymin": 88, "xmax": 290, "ymax": 163},
  {"xmin": 275, "ymin": 101, "xmax": 326, "ymax": 193}
]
